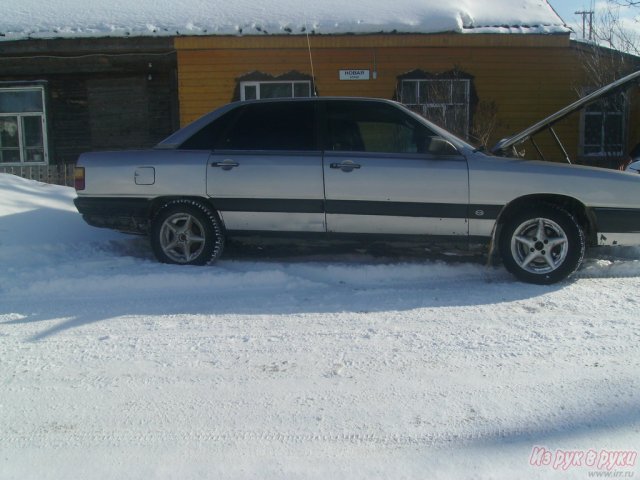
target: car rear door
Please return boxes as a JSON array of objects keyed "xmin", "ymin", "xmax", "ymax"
[
  {"xmin": 322, "ymin": 100, "xmax": 470, "ymax": 239},
  {"xmin": 206, "ymin": 101, "xmax": 325, "ymax": 233}
]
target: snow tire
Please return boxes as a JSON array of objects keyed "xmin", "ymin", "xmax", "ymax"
[
  {"xmin": 499, "ymin": 204, "xmax": 585, "ymax": 285},
  {"xmin": 150, "ymin": 199, "xmax": 224, "ymax": 265}
]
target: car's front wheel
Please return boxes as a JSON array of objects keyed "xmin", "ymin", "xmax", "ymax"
[
  {"xmin": 499, "ymin": 205, "xmax": 585, "ymax": 284},
  {"xmin": 150, "ymin": 200, "xmax": 224, "ymax": 265}
]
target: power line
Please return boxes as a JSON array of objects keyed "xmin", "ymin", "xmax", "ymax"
[{"xmin": 575, "ymin": 9, "xmax": 595, "ymax": 40}]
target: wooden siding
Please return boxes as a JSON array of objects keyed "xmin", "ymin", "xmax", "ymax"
[
  {"xmin": 0, "ymin": 38, "xmax": 179, "ymax": 165},
  {"xmin": 175, "ymin": 34, "xmax": 571, "ymax": 50},
  {"xmin": 176, "ymin": 33, "xmax": 594, "ymax": 160}
]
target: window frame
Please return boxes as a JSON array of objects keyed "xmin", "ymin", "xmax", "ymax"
[
  {"xmin": 579, "ymin": 88, "xmax": 628, "ymax": 159},
  {"xmin": 214, "ymin": 101, "xmax": 318, "ymax": 151},
  {"xmin": 323, "ymin": 99, "xmax": 448, "ymax": 155},
  {"xmin": 240, "ymin": 80, "xmax": 312, "ymax": 101},
  {"xmin": 399, "ymin": 78, "xmax": 471, "ymax": 138},
  {"xmin": 0, "ymin": 86, "xmax": 49, "ymax": 166}
]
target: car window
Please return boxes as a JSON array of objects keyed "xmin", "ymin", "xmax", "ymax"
[
  {"xmin": 179, "ymin": 108, "xmax": 242, "ymax": 150},
  {"xmin": 325, "ymin": 101, "xmax": 439, "ymax": 154},
  {"xmin": 215, "ymin": 102, "xmax": 316, "ymax": 151}
]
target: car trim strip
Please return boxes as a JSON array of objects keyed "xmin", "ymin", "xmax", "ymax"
[
  {"xmin": 213, "ymin": 198, "xmax": 503, "ymax": 220},
  {"xmin": 74, "ymin": 197, "xmax": 150, "ymax": 216},
  {"xmin": 213, "ymin": 198, "xmax": 325, "ymax": 213},
  {"xmin": 325, "ymin": 200, "xmax": 467, "ymax": 218},
  {"xmin": 224, "ymin": 230, "xmax": 492, "ymax": 245},
  {"xmin": 593, "ymin": 207, "xmax": 640, "ymax": 233},
  {"xmin": 75, "ymin": 196, "xmax": 504, "ymax": 222}
]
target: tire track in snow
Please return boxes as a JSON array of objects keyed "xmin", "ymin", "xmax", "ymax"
[{"xmin": 0, "ymin": 427, "xmax": 544, "ymax": 449}]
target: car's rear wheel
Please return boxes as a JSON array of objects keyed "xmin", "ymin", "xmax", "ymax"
[
  {"xmin": 150, "ymin": 200, "xmax": 224, "ymax": 265},
  {"xmin": 499, "ymin": 205, "xmax": 585, "ymax": 284}
]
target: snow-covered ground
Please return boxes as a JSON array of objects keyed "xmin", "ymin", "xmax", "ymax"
[{"xmin": 0, "ymin": 173, "xmax": 638, "ymax": 479}]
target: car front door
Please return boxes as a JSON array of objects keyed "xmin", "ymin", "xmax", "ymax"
[
  {"xmin": 206, "ymin": 101, "xmax": 325, "ymax": 233},
  {"xmin": 322, "ymin": 100, "xmax": 470, "ymax": 239}
]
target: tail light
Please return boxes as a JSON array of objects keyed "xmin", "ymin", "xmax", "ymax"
[{"xmin": 74, "ymin": 166, "xmax": 85, "ymax": 191}]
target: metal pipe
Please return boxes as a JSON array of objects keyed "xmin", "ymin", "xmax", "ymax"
[{"xmin": 549, "ymin": 127, "xmax": 572, "ymax": 164}]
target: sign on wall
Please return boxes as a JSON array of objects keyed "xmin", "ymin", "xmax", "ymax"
[{"xmin": 339, "ymin": 69, "xmax": 370, "ymax": 81}]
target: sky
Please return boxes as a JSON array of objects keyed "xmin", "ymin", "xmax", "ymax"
[
  {"xmin": 550, "ymin": 0, "xmax": 598, "ymax": 23},
  {"xmin": 549, "ymin": 0, "xmax": 640, "ymax": 40}
]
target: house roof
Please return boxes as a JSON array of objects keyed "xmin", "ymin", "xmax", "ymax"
[{"xmin": 1, "ymin": 0, "xmax": 569, "ymax": 42}]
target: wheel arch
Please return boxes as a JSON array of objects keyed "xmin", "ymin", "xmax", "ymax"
[
  {"xmin": 493, "ymin": 194, "xmax": 597, "ymax": 249},
  {"xmin": 148, "ymin": 196, "xmax": 225, "ymax": 230}
]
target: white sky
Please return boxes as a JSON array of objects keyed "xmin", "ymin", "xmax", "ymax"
[
  {"xmin": 549, "ymin": 0, "xmax": 599, "ymax": 24},
  {"xmin": 549, "ymin": 0, "xmax": 640, "ymax": 40}
]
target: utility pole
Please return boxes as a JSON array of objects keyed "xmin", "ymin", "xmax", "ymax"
[{"xmin": 575, "ymin": 10, "xmax": 595, "ymax": 40}]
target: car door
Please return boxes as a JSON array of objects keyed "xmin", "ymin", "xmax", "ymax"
[
  {"xmin": 206, "ymin": 100, "xmax": 325, "ymax": 233},
  {"xmin": 322, "ymin": 99, "xmax": 470, "ymax": 238}
]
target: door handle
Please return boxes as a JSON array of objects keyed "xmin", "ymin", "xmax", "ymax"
[
  {"xmin": 330, "ymin": 161, "xmax": 361, "ymax": 171},
  {"xmin": 211, "ymin": 159, "xmax": 239, "ymax": 170}
]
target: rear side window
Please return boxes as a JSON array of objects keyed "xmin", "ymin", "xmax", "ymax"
[
  {"xmin": 325, "ymin": 101, "xmax": 437, "ymax": 154},
  {"xmin": 216, "ymin": 102, "xmax": 316, "ymax": 151},
  {"xmin": 179, "ymin": 108, "xmax": 242, "ymax": 150}
]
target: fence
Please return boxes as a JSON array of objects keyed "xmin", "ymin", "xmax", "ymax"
[{"xmin": 0, "ymin": 164, "xmax": 76, "ymax": 187}]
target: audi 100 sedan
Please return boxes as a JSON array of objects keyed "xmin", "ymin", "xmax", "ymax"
[{"xmin": 74, "ymin": 74, "xmax": 640, "ymax": 284}]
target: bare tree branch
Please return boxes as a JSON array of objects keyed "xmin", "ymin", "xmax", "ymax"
[
  {"xmin": 572, "ymin": 0, "xmax": 639, "ymax": 168},
  {"xmin": 588, "ymin": 0, "xmax": 640, "ymax": 56}
]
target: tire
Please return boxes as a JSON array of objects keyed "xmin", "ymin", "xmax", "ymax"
[
  {"xmin": 150, "ymin": 200, "xmax": 224, "ymax": 265},
  {"xmin": 499, "ymin": 205, "xmax": 585, "ymax": 284}
]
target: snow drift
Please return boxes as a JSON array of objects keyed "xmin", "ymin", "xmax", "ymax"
[{"xmin": 1, "ymin": 173, "xmax": 639, "ymax": 479}]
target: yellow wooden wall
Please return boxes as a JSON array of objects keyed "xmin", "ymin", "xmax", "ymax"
[{"xmin": 175, "ymin": 34, "xmax": 637, "ymax": 162}]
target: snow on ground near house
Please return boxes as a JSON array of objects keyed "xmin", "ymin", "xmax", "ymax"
[
  {"xmin": 0, "ymin": 0, "xmax": 569, "ymax": 42},
  {"xmin": 0, "ymin": 173, "xmax": 639, "ymax": 479}
]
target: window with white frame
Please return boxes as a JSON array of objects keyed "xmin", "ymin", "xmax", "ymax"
[
  {"xmin": 400, "ymin": 78, "xmax": 470, "ymax": 138},
  {"xmin": 581, "ymin": 91, "xmax": 626, "ymax": 158},
  {"xmin": 240, "ymin": 80, "xmax": 312, "ymax": 101},
  {"xmin": 0, "ymin": 86, "xmax": 48, "ymax": 165}
]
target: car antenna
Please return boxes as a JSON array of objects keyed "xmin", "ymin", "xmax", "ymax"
[{"xmin": 305, "ymin": 20, "xmax": 318, "ymax": 96}]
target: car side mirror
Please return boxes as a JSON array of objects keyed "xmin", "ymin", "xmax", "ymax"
[{"xmin": 426, "ymin": 137, "xmax": 459, "ymax": 156}]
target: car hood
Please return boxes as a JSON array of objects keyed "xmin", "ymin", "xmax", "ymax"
[{"xmin": 490, "ymin": 69, "xmax": 640, "ymax": 156}]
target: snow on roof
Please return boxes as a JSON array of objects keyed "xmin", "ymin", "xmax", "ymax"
[{"xmin": 0, "ymin": 0, "xmax": 569, "ymax": 42}]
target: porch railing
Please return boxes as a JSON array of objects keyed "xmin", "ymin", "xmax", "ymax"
[{"xmin": 0, "ymin": 164, "xmax": 76, "ymax": 187}]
